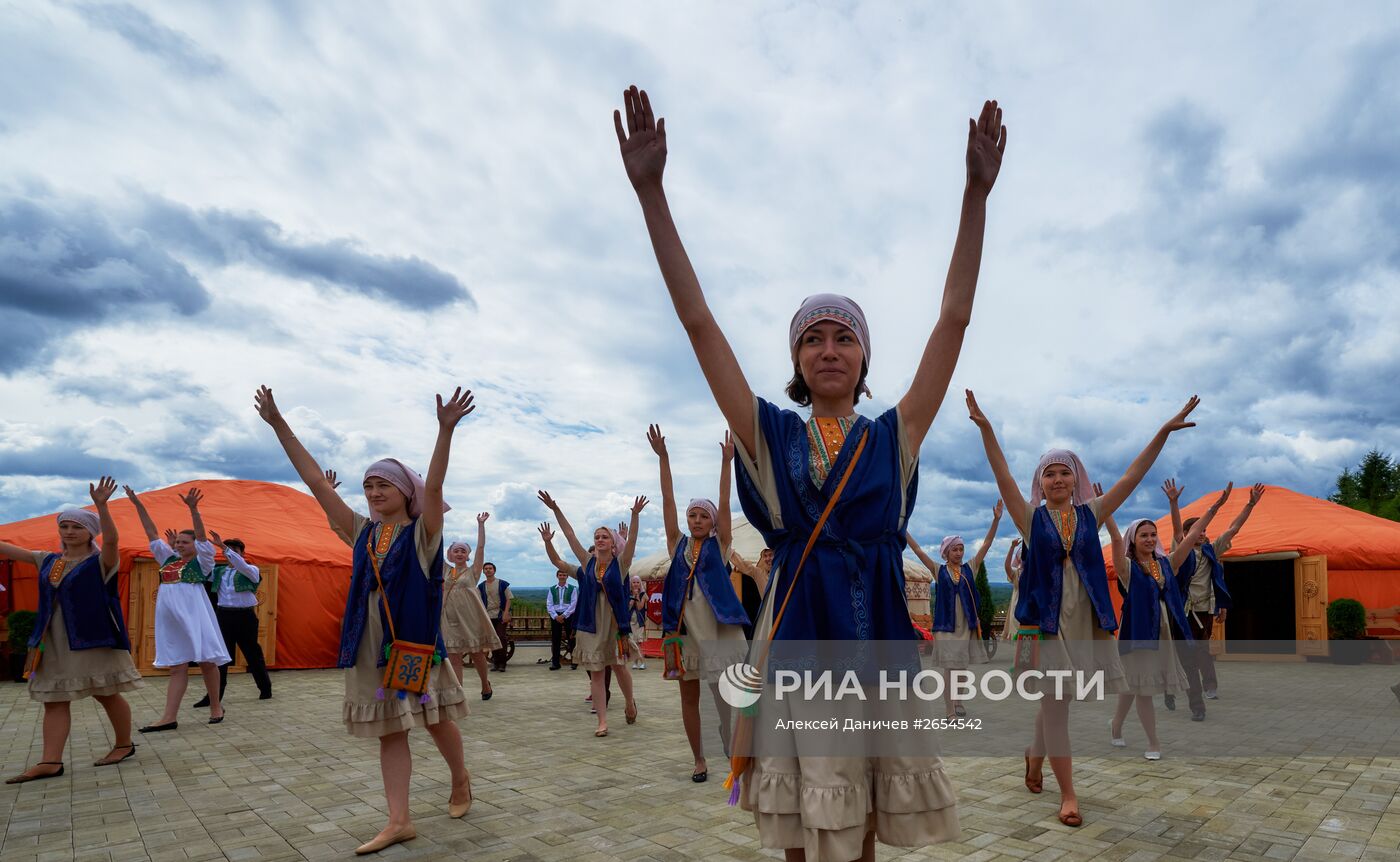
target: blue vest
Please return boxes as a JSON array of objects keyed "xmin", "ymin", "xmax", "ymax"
[
  {"xmin": 337, "ymin": 518, "xmax": 445, "ymax": 669},
  {"xmin": 1119, "ymin": 553, "xmax": 1195, "ymax": 653},
  {"xmin": 661, "ymin": 535, "xmax": 750, "ymax": 633},
  {"xmin": 932, "ymin": 563, "xmax": 980, "ymax": 635},
  {"xmin": 1175, "ymin": 542, "xmax": 1232, "ymax": 610},
  {"xmin": 32, "ymin": 553, "xmax": 130, "ymax": 651},
  {"xmin": 478, "ymin": 578, "xmax": 511, "ymax": 621},
  {"xmin": 574, "ymin": 556, "xmax": 630, "ymax": 635},
  {"xmin": 1015, "ymin": 503, "xmax": 1119, "ymax": 635}
]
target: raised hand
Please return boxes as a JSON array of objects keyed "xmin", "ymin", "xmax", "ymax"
[
  {"xmin": 537, "ymin": 490, "xmax": 559, "ymax": 512},
  {"xmin": 123, "ymin": 485, "xmax": 139, "ymax": 500},
  {"xmin": 1248, "ymin": 483, "xmax": 1266, "ymax": 506},
  {"xmin": 477, "ymin": 512, "xmax": 490, "ymax": 525},
  {"xmin": 1212, "ymin": 482, "xmax": 1234, "ymax": 510},
  {"xmin": 1092, "ymin": 482, "xmax": 1105, "ymax": 497},
  {"xmin": 209, "ymin": 529, "xmax": 225, "ymax": 548},
  {"xmin": 965, "ymin": 389, "xmax": 991, "ymax": 429},
  {"xmin": 89, "ymin": 476, "xmax": 116, "ymax": 505},
  {"xmin": 720, "ymin": 430, "xmax": 735, "ymax": 463},
  {"xmin": 966, "ymin": 99, "xmax": 1008, "ymax": 195},
  {"xmin": 631, "ymin": 495, "xmax": 650, "ymax": 516},
  {"xmin": 1163, "ymin": 396, "xmax": 1201, "ymax": 434},
  {"xmin": 164, "ymin": 528, "xmax": 179, "ymax": 546},
  {"xmin": 614, "ymin": 85, "xmax": 667, "ymax": 190},
  {"xmin": 1162, "ymin": 478, "xmax": 1183, "ymax": 502},
  {"xmin": 436, "ymin": 387, "xmax": 475, "ymax": 430},
  {"xmin": 254, "ymin": 385, "xmax": 282, "ymax": 425},
  {"xmin": 538, "ymin": 522, "xmax": 555, "ymax": 543},
  {"xmin": 617, "ymin": 522, "xmax": 628, "ymax": 539},
  {"xmin": 647, "ymin": 423, "xmax": 667, "ymax": 457},
  {"xmin": 179, "ymin": 488, "xmax": 203, "ymax": 509},
  {"xmin": 992, "ymin": 499, "xmax": 1004, "ymax": 520},
  {"xmin": 325, "ymin": 469, "xmax": 341, "ymax": 489}
]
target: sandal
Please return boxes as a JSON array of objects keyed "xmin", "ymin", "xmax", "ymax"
[
  {"xmin": 625, "ymin": 702, "xmax": 638, "ymax": 725},
  {"xmin": 139, "ymin": 721, "xmax": 178, "ymax": 733},
  {"xmin": 1058, "ymin": 805, "xmax": 1082, "ymax": 827},
  {"xmin": 5, "ymin": 762, "xmax": 64, "ymax": 784},
  {"xmin": 954, "ymin": 704, "xmax": 967, "ymax": 717},
  {"xmin": 691, "ymin": 770, "xmax": 708, "ymax": 783},
  {"xmin": 93, "ymin": 744, "xmax": 137, "ymax": 767},
  {"xmin": 448, "ymin": 771, "xmax": 473, "ymax": 819},
  {"xmin": 594, "ymin": 727, "xmax": 608, "ymax": 738},
  {"xmin": 1023, "ymin": 750, "xmax": 1043, "ymax": 794}
]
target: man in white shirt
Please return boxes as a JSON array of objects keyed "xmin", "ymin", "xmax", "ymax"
[
  {"xmin": 195, "ymin": 532, "xmax": 272, "ymax": 705},
  {"xmin": 546, "ymin": 570, "xmax": 578, "ymax": 670}
]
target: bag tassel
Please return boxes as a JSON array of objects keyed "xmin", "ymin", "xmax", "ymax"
[
  {"xmin": 375, "ymin": 686, "xmax": 386, "ymax": 700},
  {"xmin": 723, "ymin": 771, "xmax": 742, "ymax": 806},
  {"xmin": 397, "ymin": 689, "xmax": 408, "ymax": 700}
]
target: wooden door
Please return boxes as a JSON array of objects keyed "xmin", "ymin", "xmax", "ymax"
[
  {"xmin": 126, "ymin": 560, "xmax": 279, "ymax": 675},
  {"xmin": 1294, "ymin": 554, "xmax": 1328, "ymax": 657}
]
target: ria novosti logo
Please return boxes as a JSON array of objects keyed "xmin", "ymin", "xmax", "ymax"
[{"xmin": 717, "ymin": 663, "xmax": 764, "ymax": 708}]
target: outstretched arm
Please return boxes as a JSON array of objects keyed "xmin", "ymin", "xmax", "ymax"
[
  {"xmin": 616, "ymin": 86, "xmax": 755, "ymax": 453},
  {"xmin": 647, "ymin": 424, "xmax": 681, "ymax": 553},
  {"xmin": 1105, "ymin": 513, "xmax": 1128, "ymax": 588},
  {"xmin": 969, "ymin": 500, "xmax": 1004, "ymax": 572},
  {"xmin": 1098, "ymin": 397, "xmax": 1200, "ymax": 522},
  {"xmin": 899, "ymin": 101, "xmax": 1008, "ymax": 451},
  {"xmin": 905, "ymin": 534, "xmax": 943, "ymax": 575},
  {"xmin": 470, "ymin": 512, "xmax": 488, "ymax": 577},
  {"xmin": 1162, "ymin": 479, "xmax": 1185, "ymax": 547},
  {"xmin": 965, "ymin": 390, "xmax": 1031, "ymax": 534},
  {"xmin": 620, "ymin": 496, "xmax": 649, "ymax": 571},
  {"xmin": 255, "ymin": 386, "xmax": 356, "ymax": 539},
  {"xmin": 538, "ymin": 491, "xmax": 588, "ymax": 565},
  {"xmin": 538, "ymin": 523, "xmax": 575, "ymax": 578},
  {"xmin": 123, "ymin": 486, "xmax": 160, "ymax": 542},
  {"xmin": 179, "ymin": 488, "xmax": 208, "ymax": 541},
  {"xmin": 1217, "ymin": 483, "xmax": 1266, "ymax": 549},
  {"xmin": 1170, "ymin": 484, "xmax": 1232, "ymax": 573},
  {"xmin": 91, "ymin": 477, "xmax": 119, "ymax": 572},
  {"xmin": 1003, "ymin": 538, "xmax": 1021, "ymax": 585},
  {"xmin": 718, "ymin": 431, "xmax": 734, "ymax": 551},
  {"xmin": 424, "ymin": 388, "xmax": 475, "ymax": 539},
  {"xmin": 0, "ymin": 540, "xmax": 37, "ymax": 563}
]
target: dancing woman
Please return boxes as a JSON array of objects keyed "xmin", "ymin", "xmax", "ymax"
[
  {"xmin": 906, "ymin": 500, "xmax": 1002, "ymax": 719},
  {"xmin": 1001, "ymin": 538, "xmax": 1024, "ymax": 640},
  {"xmin": 537, "ymin": 492, "xmax": 645, "ymax": 737},
  {"xmin": 965, "ymin": 389, "xmax": 1199, "ymax": 826},
  {"xmin": 1, "ymin": 478, "xmax": 143, "ymax": 783},
  {"xmin": 126, "ymin": 486, "xmax": 230, "ymax": 730},
  {"xmin": 649, "ymin": 425, "xmax": 749, "ymax": 783},
  {"xmin": 1106, "ymin": 484, "xmax": 1230, "ymax": 759},
  {"xmin": 442, "ymin": 513, "xmax": 501, "ymax": 698},
  {"xmin": 256, "ymin": 385, "xmax": 472, "ymax": 854},
  {"xmin": 616, "ymin": 82, "xmax": 1006, "ymax": 860}
]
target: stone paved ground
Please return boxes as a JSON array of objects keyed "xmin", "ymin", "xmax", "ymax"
[{"xmin": 2, "ymin": 646, "xmax": 1398, "ymax": 862}]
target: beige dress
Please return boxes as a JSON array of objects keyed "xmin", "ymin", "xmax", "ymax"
[
  {"xmin": 1116, "ymin": 557, "xmax": 1189, "ymax": 696},
  {"xmin": 27, "ymin": 552, "xmax": 143, "ymax": 703},
  {"xmin": 733, "ymin": 397, "xmax": 960, "ymax": 861},
  {"xmin": 441, "ymin": 565, "xmax": 501, "ymax": 655},
  {"xmin": 673, "ymin": 537, "xmax": 749, "ymax": 683},
  {"xmin": 1014, "ymin": 499, "xmax": 1127, "ymax": 696},
  {"xmin": 574, "ymin": 559, "xmax": 629, "ymax": 672},
  {"xmin": 339, "ymin": 514, "xmax": 469, "ymax": 738},
  {"xmin": 936, "ymin": 575, "xmax": 987, "ymax": 671}
]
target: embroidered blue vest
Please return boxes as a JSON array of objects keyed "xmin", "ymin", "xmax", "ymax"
[
  {"xmin": 336, "ymin": 518, "xmax": 445, "ymax": 670},
  {"xmin": 1015, "ymin": 503, "xmax": 1119, "ymax": 635},
  {"xmin": 1175, "ymin": 542, "xmax": 1232, "ymax": 611},
  {"xmin": 661, "ymin": 535, "xmax": 750, "ymax": 633},
  {"xmin": 478, "ymin": 578, "xmax": 511, "ymax": 621},
  {"xmin": 32, "ymin": 553, "xmax": 130, "ymax": 651},
  {"xmin": 1119, "ymin": 553, "xmax": 1195, "ymax": 653},
  {"xmin": 574, "ymin": 556, "xmax": 630, "ymax": 635},
  {"xmin": 932, "ymin": 563, "xmax": 981, "ymax": 635}
]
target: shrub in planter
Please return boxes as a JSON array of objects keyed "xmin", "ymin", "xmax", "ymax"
[
  {"xmin": 6, "ymin": 610, "xmax": 37, "ymax": 682},
  {"xmin": 1327, "ymin": 598, "xmax": 1368, "ymax": 664}
]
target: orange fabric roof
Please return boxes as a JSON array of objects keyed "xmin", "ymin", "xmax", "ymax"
[{"xmin": 0, "ymin": 480, "xmax": 352, "ymax": 669}]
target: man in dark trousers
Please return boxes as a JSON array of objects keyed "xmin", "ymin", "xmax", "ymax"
[
  {"xmin": 546, "ymin": 568, "xmax": 578, "ymax": 670},
  {"xmin": 195, "ymin": 531, "xmax": 272, "ymax": 704},
  {"xmin": 478, "ymin": 562, "xmax": 513, "ymax": 672}
]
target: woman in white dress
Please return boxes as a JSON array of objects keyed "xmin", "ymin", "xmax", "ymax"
[{"xmin": 126, "ymin": 485, "xmax": 230, "ymax": 730}]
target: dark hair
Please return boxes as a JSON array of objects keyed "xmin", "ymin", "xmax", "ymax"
[
  {"xmin": 483, "ymin": 561, "xmax": 496, "ymax": 571},
  {"xmin": 179, "ymin": 529, "xmax": 196, "ymax": 538},
  {"xmin": 785, "ymin": 360, "xmax": 868, "ymax": 408},
  {"xmin": 1182, "ymin": 517, "xmax": 1200, "ymax": 532},
  {"xmin": 224, "ymin": 538, "xmax": 246, "ymax": 555}
]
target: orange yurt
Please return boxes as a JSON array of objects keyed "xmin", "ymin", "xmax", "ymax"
[
  {"xmin": 0, "ymin": 480, "xmax": 352, "ymax": 671},
  {"xmin": 1103, "ymin": 485, "xmax": 1400, "ymax": 652}
]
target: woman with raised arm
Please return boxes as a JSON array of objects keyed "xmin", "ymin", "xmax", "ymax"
[
  {"xmin": 965, "ymin": 389, "xmax": 1199, "ymax": 827},
  {"xmin": 126, "ymin": 485, "xmax": 230, "ymax": 731},
  {"xmin": 255, "ymin": 385, "xmax": 472, "ymax": 855},
  {"xmin": 908, "ymin": 501, "xmax": 1002, "ymax": 720},
  {"xmin": 1106, "ymin": 485, "xmax": 1228, "ymax": 760},
  {"xmin": 1001, "ymin": 538, "xmax": 1025, "ymax": 640},
  {"xmin": 2, "ymin": 478, "xmax": 143, "ymax": 783},
  {"xmin": 616, "ymin": 83, "xmax": 1006, "ymax": 861},
  {"xmin": 537, "ymin": 492, "xmax": 646, "ymax": 737},
  {"xmin": 442, "ymin": 513, "xmax": 500, "ymax": 700},
  {"xmin": 649, "ymin": 425, "xmax": 750, "ymax": 783}
]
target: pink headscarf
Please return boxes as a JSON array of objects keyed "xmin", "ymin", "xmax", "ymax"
[
  {"xmin": 447, "ymin": 540, "xmax": 471, "ymax": 556},
  {"xmin": 686, "ymin": 498, "xmax": 719, "ymax": 537},
  {"xmin": 1124, "ymin": 518, "xmax": 1167, "ymax": 559},
  {"xmin": 363, "ymin": 458, "xmax": 451, "ymax": 518},
  {"xmin": 939, "ymin": 535, "xmax": 964, "ymax": 560},
  {"xmin": 789, "ymin": 293, "xmax": 873, "ymax": 398},
  {"xmin": 57, "ymin": 508, "xmax": 101, "ymax": 552},
  {"xmin": 1029, "ymin": 449, "xmax": 1095, "ymax": 508},
  {"xmin": 595, "ymin": 526, "xmax": 626, "ymax": 559}
]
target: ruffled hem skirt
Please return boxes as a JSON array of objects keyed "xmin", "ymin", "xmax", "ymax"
[
  {"xmin": 154, "ymin": 582, "xmax": 231, "ymax": 667},
  {"xmin": 677, "ymin": 589, "xmax": 748, "ymax": 683},
  {"xmin": 28, "ymin": 608, "xmax": 143, "ymax": 702},
  {"xmin": 441, "ymin": 584, "xmax": 501, "ymax": 655},
  {"xmin": 575, "ymin": 594, "xmax": 626, "ymax": 672}
]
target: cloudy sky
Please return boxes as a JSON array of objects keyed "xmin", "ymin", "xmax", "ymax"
[{"xmin": 2, "ymin": 2, "xmax": 1396, "ymax": 585}]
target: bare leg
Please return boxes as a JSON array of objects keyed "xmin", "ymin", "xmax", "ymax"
[
  {"xmin": 592, "ymin": 667, "xmax": 609, "ymax": 734},
  {"xmin": 613, "ymin": 662, "xmax": 637, "ymax": 717},
  {"xmin": 425, "ymin": 718, "xmax": 471, "ymax": 805},
  {"xmin": 199, "ymin": 662, "xmax": 223, "ymax": 719},
  {"xmin": 1111, "ymin": 693, "xmax": 1133, "ymax": 738},
  {"xmin": 678, "ymin": 678, "xmax": 705, "ymax": 774},
  {"xmin": 10, "ymin": 702, "xmax": 71, "ymax": 780},
  {"xmin": 448, "ymin": 653, "xmax": 464, "ymax": 685},
  {"xmin": 471, "ymin": 652, "xmax": 491, "ymax": 694},
  {"xmin": 374, "ymin": 731, "xmax": 413, "ymax": 838},
  {"xmin": 709, "ymin": 682, "xmax": 732, "ymax": 754},
  {"xmin": 155, "ymin": 665, "xmax": 189, "ymax": 724},
  {"xmin": 1027, "ymin": 700, "xmax": 1047, "ymax": 781},
  {"xmin": 1040, "ymin": 696, "xmax": 1077, "ymax": 819},
  {"xmin": 1134, "ymin": 695, "xmax": 1159, "ymax": 751},
  {"xmin": 93, "ymin": 694, "xmax": 134, "ymax": 762}
]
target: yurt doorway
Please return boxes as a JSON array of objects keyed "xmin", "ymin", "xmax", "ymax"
[
  {"xmin": 126, "ymin": 557, "xmax": 280, "ymax": 675},
  {"xmin": 1220, "ymin": 553, "xmax": 1328, "ymax": 658}
]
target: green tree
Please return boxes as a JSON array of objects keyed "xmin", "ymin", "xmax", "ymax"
[
  {"xmin": 1330, "ymin": 449, "xmax": 1400, "ymax": 521},
  {"xmin": 974, "ymin": 561, "xmax": 995, "ymax": 637}
]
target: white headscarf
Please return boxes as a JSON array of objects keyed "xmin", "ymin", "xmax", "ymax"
[
  {"xmin": 57, "ymin": 508, "xmax": 101, "ymax": 552},
  {"xmin": 1029, "ymin": 449, "xmax": 1095, "ymax": 508},
  {"xmin": 363, "ymin": 458, "xmax": 451, "ymax": 518}
]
